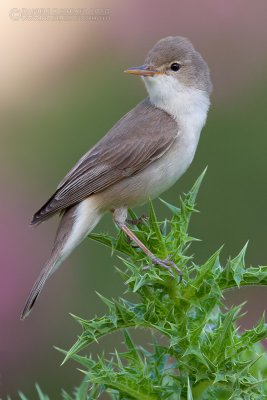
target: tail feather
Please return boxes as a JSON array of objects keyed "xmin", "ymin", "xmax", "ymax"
[
  {"xmin": 21, "ymin": 197, "xmax": 102, "ymax": 319},
  {"xmin": 21, "ymin": 258, "xmax": 59, "ymax": 319}
]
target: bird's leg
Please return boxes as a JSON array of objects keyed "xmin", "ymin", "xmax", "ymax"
[
  {"xmin": 126, "ymin": 214, "xmax": 148, "ymax": 226},
  {"xmin": 113, "ymin": 208, "xmax": 182, "ymax": 281},
  {"xmin": 126, "ymin": 214, "xmax": 148, "ymax": 247}
]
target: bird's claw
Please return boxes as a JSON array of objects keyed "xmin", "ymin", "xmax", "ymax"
[
  {"xmin": 143, "ymin": 256, "xmax": 182, "ymax": 282},
  {"xmin": 127, "ymin": 214, "xmax": 148, "ymax": 226}
]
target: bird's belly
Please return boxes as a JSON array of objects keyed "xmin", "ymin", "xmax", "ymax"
[
  {"xmin": 137, "ymin": 134, "xmax": 197, "ymax": 200},
  {"xmin": 99, "ymin": 131, "xmax": 200, "ymax": 210}
]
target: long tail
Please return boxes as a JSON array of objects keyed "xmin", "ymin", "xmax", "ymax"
[{"xmin": 21, "ymin": 197, "xmax": 102, "ymax": 320}]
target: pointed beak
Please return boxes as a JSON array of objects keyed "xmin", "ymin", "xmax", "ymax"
[{"xmin": 124, "ymin": 65, "xmax": 161, "ymax": 76}]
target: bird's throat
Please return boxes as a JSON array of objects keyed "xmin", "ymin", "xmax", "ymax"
[{"xmin": 143, "ymin": 75, "xmax": 210, "ymax": 133}]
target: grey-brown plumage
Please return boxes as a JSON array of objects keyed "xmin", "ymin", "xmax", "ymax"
[
  {"xmin": 21, "ymin": 36, "xmax": 212, "ymax": 319},
  {"xmin": 144, "ymin": 36, "xmax": 212, "ymax": 93},
  {"xmin": 31, "ymin": 99, "xmax": 177, "ymax": 224}
]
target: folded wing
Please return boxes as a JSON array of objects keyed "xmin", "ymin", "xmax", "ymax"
[{"xmin": 31, "ymin": 99, "xmax": 178, "ymax": 224}]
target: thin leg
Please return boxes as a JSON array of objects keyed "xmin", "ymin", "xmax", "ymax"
[{"xmin": 113, "ymin": 208, "xmax": 182, "ymax": 281}]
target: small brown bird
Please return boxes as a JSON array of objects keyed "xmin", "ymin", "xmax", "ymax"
[{"xmin": 21, "ymin": 36, "xmax": 212, "ymax": 319}]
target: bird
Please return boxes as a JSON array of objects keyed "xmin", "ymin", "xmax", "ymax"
[{"xmin": 21, "ymin": 36, "xmax": 212, "ymax": 320}]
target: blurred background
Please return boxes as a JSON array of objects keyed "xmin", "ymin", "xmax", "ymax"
[{"xmin": 1, "ymin": 0, "xmax": 267, "ymax": 397}]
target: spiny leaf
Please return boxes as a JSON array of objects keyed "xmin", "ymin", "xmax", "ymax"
[
  {"xmin": 15, "ymin": 172, "xmax": 267, "ymax": 399},
  {"xmin": 187, "ymin": 166, "xmax": 207, "ymax": 206},
  {"xmin": 219, "ymin": 265, "xmax": 267, "ymax": 290},
  {"xmin": 96, "ymin": 292, "xmax": 116, "ymax": 312},
  {"xmin": 160, "ymin": 198, "xmax": 181, "ymax": 216},
  {"xmin": 88, "ymin": 232, "xmax": 115, "ymax": 250},
  {"xmin": 193, "ymin": 246, "xmax": 223, "ymax": 288},
  {"xmin": 35, "ymin": 385, "xmax": 50, "ymax": 400},
  {"xmin": 123, "ymin": 330, "xmax": 144, "ymax": 368},
  {"xmin": 61, "ymin": 391, "xmax": 72, "ymax": 400},
  {"xmin": 18, "ymin": 393, "xmax": 29, "ymax": 400},
  {"xmin": 226, "ymin": 242, "xmax": 248, "ymax": 287},
  {"xmin": 241, "ymin": 313, "xmax": 267, "ymax": 345},
  {"xmin": 187, "ymin": 377, "xmax": 193, "ymax": 400},
  {"xmin": 211, "ymin": 305, "xmax": 244, "ymax": 363}
]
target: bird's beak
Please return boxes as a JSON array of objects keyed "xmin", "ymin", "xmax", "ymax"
[{"xmin": 124, "ymin": 65, "xmax": 161, "ymax": 76}]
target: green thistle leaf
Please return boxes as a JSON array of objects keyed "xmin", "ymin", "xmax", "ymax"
[{"xmin": 15, "ymin": 171, "xmax": 267, "ymax": 399}]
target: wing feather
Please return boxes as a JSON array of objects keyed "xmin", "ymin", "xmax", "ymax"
[{"xmin": 31, "ymin": 99, "xmax": 178, "ymax": 224}]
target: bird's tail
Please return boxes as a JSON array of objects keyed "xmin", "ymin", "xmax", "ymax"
[{"xmin": 21, "ymin": 197, "xmax": 103, "ymax": 320}]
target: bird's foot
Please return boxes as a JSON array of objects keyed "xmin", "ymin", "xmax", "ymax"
[
  {"xmin": 127, "ymin": 214, "xmax": 148, "ymax": 226},
  {"xmin": 143, "ymin": 255, "xmax": 182, "ymax": 282}
]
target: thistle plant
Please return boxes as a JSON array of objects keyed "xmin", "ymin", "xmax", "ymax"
[{"xmin": 15, "ymin": 172, "xmax": 267, "ymax": 399}]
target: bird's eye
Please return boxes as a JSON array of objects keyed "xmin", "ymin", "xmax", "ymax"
[{"xmin": 170, "ymin": 62, "xmax": 181, "ymax": 72}]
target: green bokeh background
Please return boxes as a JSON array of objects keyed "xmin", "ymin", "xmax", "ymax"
[{"xmin": 1, "ymin": 0, "xmax": 267, "ymax": 398}]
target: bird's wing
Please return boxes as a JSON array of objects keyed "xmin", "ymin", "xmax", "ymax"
[{"xmin": 31, "ymin": 99, "xmax": 178, "ymax": 224}]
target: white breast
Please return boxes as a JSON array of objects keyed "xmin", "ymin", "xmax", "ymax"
[
  {"xmin": 140, "ymin": 74, "xmax": 210, "ymax": 197},
  {"xmin": 139, "ymin": 127, "xmax": 200, "ymax": 200}
]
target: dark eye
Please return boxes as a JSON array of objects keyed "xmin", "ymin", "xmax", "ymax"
[{"xmin": 170, "ymin": 62, "xmax": 181, "ymax": 72}]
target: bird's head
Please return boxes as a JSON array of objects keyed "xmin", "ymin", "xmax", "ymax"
[{"xmin": 125, "ymin": 36, "xmax": 212, "ymax": 111}]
